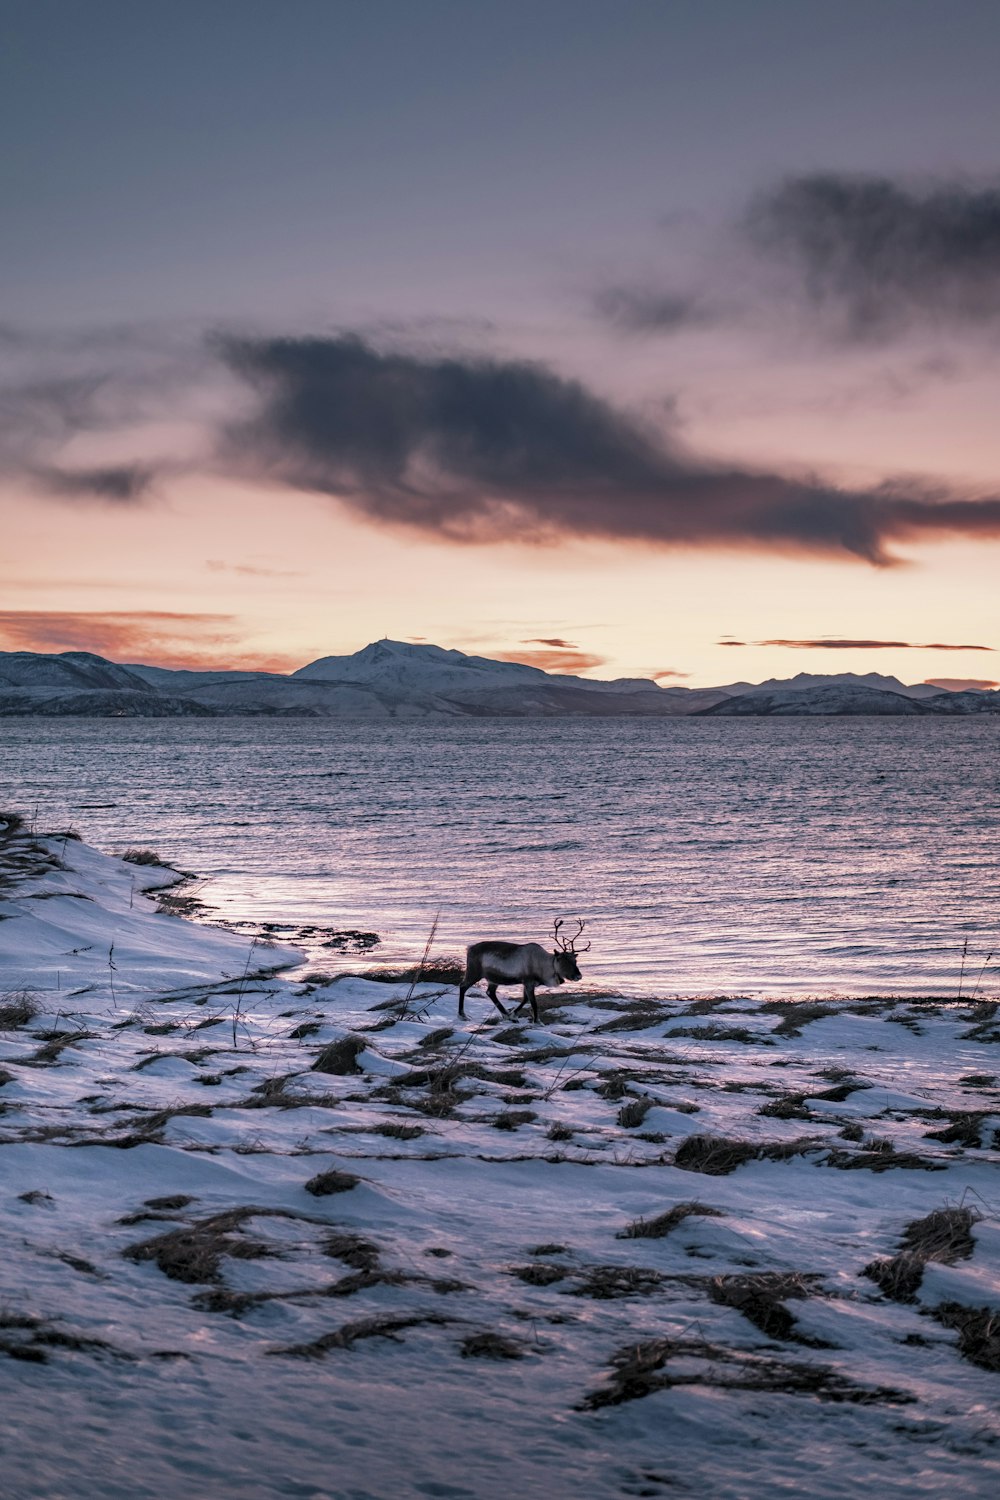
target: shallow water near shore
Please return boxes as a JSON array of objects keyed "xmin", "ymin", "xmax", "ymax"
[{"xmin": 2, "ymin": 716, "xmax": 998, "ymax": 997}]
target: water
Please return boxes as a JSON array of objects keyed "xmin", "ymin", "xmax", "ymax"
[{"xmin": 2, "ymin": 717, "xmax": 998, "ymax": 997}]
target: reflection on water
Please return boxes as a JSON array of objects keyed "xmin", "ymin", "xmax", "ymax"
[{"xmin": 2, "ymin": 716, "xmax": 998, "ymax": 997}]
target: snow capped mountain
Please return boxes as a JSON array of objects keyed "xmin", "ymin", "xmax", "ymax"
[
  {"xmin": 0, "ymin": 649, "xmax": 212, "ymax": 716},
  {"xmin": 0, "ymin": 641, "xmax": 996, "ymax": 716},
  {"xmin": 718, "ymin": 670, "xmax": 943, "ymax": 700},
  {"xmin": 0, "ymin": 650, "xmax": 156, "ymax": 694},
  {"xmin": 294, "ymin": 639, "xmax": 550, "ymax": 690},
  {"xmin": 703, "ymin": 684, "xmax": 933, "ymax": 716}
]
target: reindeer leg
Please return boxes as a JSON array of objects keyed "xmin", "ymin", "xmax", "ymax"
[
  {"xmin": 524, "ymin": 980, "xmax": 538, "ymax": 1024},
  {"xmin": 486, "ymin": 983, "xmax": 509, "ymax": 1017},
  {"xmin": 458, "ymin": 981, "xmax": 468, "ymax": 1017}
]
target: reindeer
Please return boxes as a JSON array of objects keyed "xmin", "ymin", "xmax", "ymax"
[{"xmin": 458, "ymin": 919, "xmax": 590, "ymax": 1023}]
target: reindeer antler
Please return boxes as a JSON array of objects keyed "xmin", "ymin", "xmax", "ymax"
[{"xmin": 553, "ymin": 917, "xmax": 590, "ymax": 953}]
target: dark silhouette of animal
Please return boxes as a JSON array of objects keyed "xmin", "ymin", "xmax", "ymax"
[{"xmin": 458, "ymin": 919, "xmax": 589, "ymax": 1023}]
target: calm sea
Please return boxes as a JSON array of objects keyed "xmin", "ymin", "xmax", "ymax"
[{"xmin": 2, "ymin": 717, "xmax": 997, "ymax": 997}]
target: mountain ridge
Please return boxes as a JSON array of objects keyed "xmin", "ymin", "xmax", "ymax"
[{"xmin": 1, "ymin": 639, "xmax": 997, "ymax": 717}]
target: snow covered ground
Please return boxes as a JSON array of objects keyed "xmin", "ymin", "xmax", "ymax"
[{"xmin": 1, "ymin": 818, "xmax": 998, "ymax": 1499}]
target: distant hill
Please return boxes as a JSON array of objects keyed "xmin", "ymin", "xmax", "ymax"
[
  {"xmin": 1, "ymin": 640, "xmax": 997, "ymax": 718},
  {"xmin": 717, "ymin": 670, "xmax": 944, "ymax": 700},
  {"xmin": 701, "ymin": 684, "xmax": 933, "ymax": 717}
]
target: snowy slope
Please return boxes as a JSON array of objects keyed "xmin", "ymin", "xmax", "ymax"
[
  {"xmin": 293, "ymin": 638, "xmax": 550, "ymax": 689},
  {"xmin": 0, "ymin": 651, "xmax": 157, "ymax": 694},
  {"xmin": 2, "ymin": 821, "xmax": 999, "ymax": 1499},
  {"xmin": 0, "ymin": 687, "xmax": 214, "ymax": 717},
  {"xmin": 719, "ymin": 671, "xmax": 946, "ymax": 700},
  {"xmin": 702, "ymin": 685, "xmax": 935, "ymax": 716}
]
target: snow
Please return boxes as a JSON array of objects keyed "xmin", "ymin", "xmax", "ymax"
[{"xmin": 2, "ymin": 825, "xmax": 999, "ymax": 1498}]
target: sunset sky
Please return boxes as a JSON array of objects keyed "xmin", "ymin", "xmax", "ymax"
[{"xmin": 3, "ymin": 0, "xmax": 1000, "ymax": 688}]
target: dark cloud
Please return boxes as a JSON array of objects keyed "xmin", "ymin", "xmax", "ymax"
[
  {"xmin": 745, "ymin": 173, "xmax": 1000, "ymax": 338},
  {"xmin": 0, "ymin": 375, "xmax": 107, "ymax": 470},
  {"xmin": 524, "ymin": 636, "xmax": 577, "ymax": 649},
  {"xmin": 215, "ymin": 333, "xmax": 1000, "ymax": 565},
  {"xmin": 592, "ymin": 286, "xmax": 713, "ymax": 335},
  {"xmin": 0, "ymin": 323, "xmax": 206, "ymax": 499},
  {"xmin": 33, "ymin": 463, "xmax": 156, "ymax": 503},
  {"xmin": 723, "ymin": 638, "xmax": 993, "ymax": 651}
]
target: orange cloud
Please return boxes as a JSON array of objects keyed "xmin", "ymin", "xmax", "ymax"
[
  {"xmin": 205, "ymin": 560, "xmax": 302, "ymax": 578},
  {"xmin": 924, "ymin": 677, "xmax": 999, "ymax": 690},
  {"xmin": 493, "ymin": 647, "xmax": 607, "ymax": 674},
  {"xmin": 652, "ymin": 668, "xmax": 690, "ymax": 680},
  {"xmin": 0, "ymin": 610, "xmax": 302, "ymax": 673}
]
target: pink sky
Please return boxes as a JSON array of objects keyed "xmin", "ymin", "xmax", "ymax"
[{"xmin": 3, "ymin": 4, "xmax": 999, "ymax": 687}]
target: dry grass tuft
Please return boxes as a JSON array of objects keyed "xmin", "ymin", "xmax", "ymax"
[
  {"xmin": 618, "ymin": 1096, "xmax": 654, "ymax": 1129},
  {"xmin": 94, "ymin": 1101, "xmax": 213, "ymax": 1148},
  {"xmin": 361, "ymin": 959, "xmax": 464, "ymax": 988},
  {"xmin": 595, "ymin": 1007, "xmax": 663, "ymax": 1035},
  {"xmin": 123, "ymin": 1205, "xmax": 319, "ymax": 1283},
  {"xmin": 510, "ymin": 1262, "xmax": 567, "ymax": 1286},
  {"xmin": 762, "ymin": 1002, "xmax": 836, "ymax": 1037},
  {"xmin": 673, "ymin": 1134, "xmax": 821, "ymax": 1176},
  {"xmin": 863, "ymin": 1205, "xmax": 981, "ymax": 1304},
  {"xmin": 289, "ymin": 1021, "xmax": 321, "ymax": 1040},
  {"xmin": 492, "ymin": 1109, "xmax": 537, "ymax": 1131},
  {"xmin": 0, "ymin": 1310, "xmax": 127, "ymax": 1364},
  {"xmin": 901, "ymin": 1206, "xmax": 981, "ymax": 1262},
  {"xmin": 673, "ymin": 1135, "xmax": 758, "ymax": 1174},
  {"xmin": 758, "ymin": 1094, "xmax": 811, "ymax": 1119},
  {"xmin": 311, "ymin": 1035, "xmax": 365, "ymax": 1075},
  {"xmin": 924, "ymin": 1113, "xmax": 989, "ymax": 1148},
  {"xmin": 491, "ymin": 1026, "xmax": 528, "ymax": 1046},
  {"xmin": 0, "ymin": 989, "xmax": 40, "ymax": 1029},
  {"xmin": 373, "ymin": 1120, "xmax": 426, "ymax": 1140},
  {"xmin": 304, "ymin": 1168, "xmax": 360, "ymax": 1197},
  {"xmin": 461, "ymin": 1331, "xmax": 526, "ymax": 1360},
  {"xmin": 826, "ymin": 1147, "xmax": 944, "ymax": 1173},
  {"xmin": 579, "ymin": 1336, "xmax": 912, "ymax": 1411},
  {"xmin": 666, "ymin": 1024, "xmax": 772, "ymax": 1046},
  {"xmin": 269, "ymin": 1311, "xmax": 455, "ymax": 1358},
  {"xmin": 934, "ymin": 1303, "xmax": 1000, "ymax": 1372},
  {"xmin": 570, "ymin": 1265, "xmax": 664, "ymax": 1299},
  {"xmin": 324, "ymin": 1232, "xmax": 381, "ymax": 1271},
  {"xmin": 863, "ymin": 1251, "xmax": 926, "ymax": 1303},
  {"xmin": 325, "ymin": 1269, "xmax": 406, "ymax": 1298},
  {"xmin": 617, "ymin": 1201, "xmax": 724, "ymax": 1240},
  {"xmin": 415, "ymin": 1027, "xmax": 456, "ymax": 1050},
  {"xmin": 121, "ymin": 848, "xmax": 171, "ymax": 867},
  {"xmin": 22, "ymin": 1030, "xmax": 95, "ymax": 1067},
  {"xmin": 708, "ymin": 1271, "xmax": 826, "ymax": 1343}
]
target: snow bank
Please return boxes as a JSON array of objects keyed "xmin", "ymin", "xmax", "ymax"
[{"xmin": 2, "ymin": 826, "xmax": 999, "ymax": 1498}]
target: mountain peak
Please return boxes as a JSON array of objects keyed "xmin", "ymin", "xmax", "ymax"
[{"xmin": 293, "ymin": 638, "xmax": 550, "ymax": 688}]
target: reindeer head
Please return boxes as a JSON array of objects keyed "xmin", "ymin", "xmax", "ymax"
[{"xmin": 551, "ymin": 917, "xmax": 590, "ymax": 982}]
